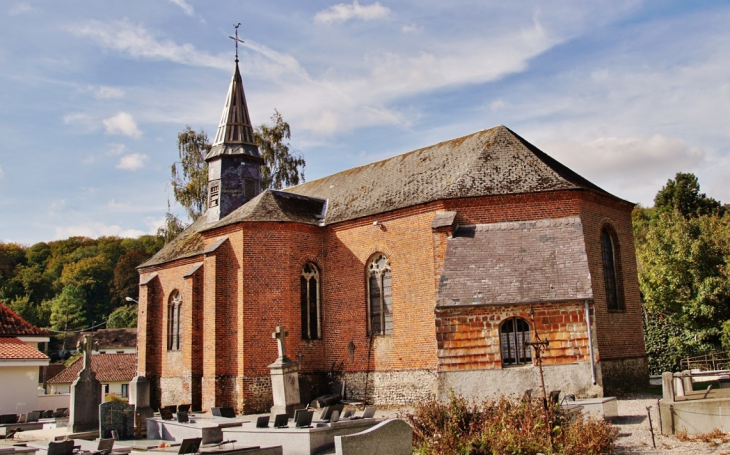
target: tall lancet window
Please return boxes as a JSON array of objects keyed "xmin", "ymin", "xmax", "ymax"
[
  {"xmin": 367, "ymin": 253, "xmax": 393, "ymax": 336},
  {"xmin": 300, "ymin": 263, "xmax": 321, "ymax": 340},
  {"xmin": 167, "ymin": 291, "xmax": 182, "ymax": 351},
  {"xmin": 600, "ymin": 227, "xmax": 623, "ymax": 311}
]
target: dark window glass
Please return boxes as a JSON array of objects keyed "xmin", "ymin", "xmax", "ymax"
[
  {"xmin": 367, "ymin": 254, "xmax": 392, "ymax": 335},
  {"xmin": 500, "ymin": 318, "xmax": 532, "ymax": 366},
  {"xmin": 601, "ymin": 228, "xmax": 620, "ymax": 310},
  {"xmin": 301, "ymin": 263, "xmax": 321, "ymax": 340}
]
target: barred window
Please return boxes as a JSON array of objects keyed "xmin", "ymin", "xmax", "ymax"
[
  {"xmin": 500, "ymin": 318, "xmax": 532, "ymax": 366},
  {"xmin": 367, "ymin": 253, "xmax": 393, "ymax": 335},
  {"xmin": 167, "ymin": 291, "xmax": 182, "ymax": 351},
  {"xmin": 600, "ymin": 227, "xmax": 621, "ymax": 311},
  {"xmin": 301, "ymin": 263, "xmax": 321, "ymax": 340}
]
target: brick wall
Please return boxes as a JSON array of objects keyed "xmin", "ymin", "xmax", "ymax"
[
  {"xmin": 578, "ymin": 193, "xmax": 648, "ymax": 388},
  {"xmin": 435, "ymin": 301, "xmax": 592, "ymax": 370},
  {"xmin": 137, "ymin": 188, "xmax": 646, "ymax": 410}
]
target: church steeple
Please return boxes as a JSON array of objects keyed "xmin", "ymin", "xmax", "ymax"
[{"xmin": 205, "ymin": 26, "xmax": 263, "ymax": 222}]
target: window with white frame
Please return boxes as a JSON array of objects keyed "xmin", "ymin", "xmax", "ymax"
[
  {"xmin": 301, "ymin": 263, "xmax": 321, "ymax": 340},
  {"xmin": 367, "ymin": 253, "xmax": 393, "ymax": 335}
]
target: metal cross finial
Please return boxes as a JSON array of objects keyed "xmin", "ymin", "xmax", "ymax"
[{"xmin": 229, "ymin": 23, "xmax": 244, "ymax": 63}]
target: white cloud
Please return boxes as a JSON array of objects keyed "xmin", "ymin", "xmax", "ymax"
[
  {"xmin": 93, "ymin": 86, "xmax": 125, "ymax": 99},
  {"xmin": 401, "ymin": 24, "xmax": 422, "ymax": 34},
  {"xmin": 54, "ymin": 223, "xmax": 145, "ymax": 240},
  {"xmin": 0, "ymin": 165, "xmax": 5, "ymax": 179},
  {"xmin": 168, "ymin": 0, "xmax": 194, "ymax": 16},
  {"xmin": 108, "ymin": 199, "xmax": 130, "ymax": 208},
  {"xmin": 68, "ymin": 19, "xmax": 228, "ymax": 69},
  {"xmin": 540, "ymin": 135, "xmax": 705, "ymax": 204},
  {"xmin": 103, "ymin": 112, "xmax": 141, "ymax": 138},
  {"xmin": 315, "ymin": 1, "xmax": 390, "ymax": 24},
  {"xmin": 9, "ymin": 3, "xmax": 33, "ymax": 15},
  {"xmin": 490, "ymin": 99, "xmax": 508, "ymax": 111},
  {"xmin": 116, "ymin": 153, "xmax": 149, "ymax": 171}
]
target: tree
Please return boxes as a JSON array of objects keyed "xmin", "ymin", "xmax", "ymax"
[
  {"xmin": 110, "ymin": 249, "xmax": 150, "ymax": 307},
  {"xmin": 157, "ymin": 211, "xmax": 186, "ymax": 245},
  {"xmin": 60, "ymin": 255, "xmax": 113, "ymax": 321},
  {"xmin": 256, "ymin": 110, "xmax": 305, "ymax": 190},
  {"xmin": 106, "ymin": 304, "xmax": 138, "ymax": 329},
  {"xmin": 170, "ymin": 111, "xmax": 305, "ymax": 220},
  {"xmin": 49, "ymin": 285, "xmax": 86, "ymax": 332},
  {"xmin": 171, "ymin": 127, "xmax": 210, "ymax": 222},
  {"xmin": 654, "ymin": 172, "xmax": 723, "ymax": 218},
  {"xmin": 638, "ymin": 211, "xmax": 730, "ymax": 370}
]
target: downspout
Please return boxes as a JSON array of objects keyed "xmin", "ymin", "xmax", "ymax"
[{"xmin": 585, "ymin": 299, "xmax": 596, "ymax": 385}]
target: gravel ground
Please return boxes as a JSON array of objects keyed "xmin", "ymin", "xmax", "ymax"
[{"xmin": 607, "ymin": 393, "xmax": 730, "ymax": 454}]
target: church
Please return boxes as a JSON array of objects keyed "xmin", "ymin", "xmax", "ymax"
[{"xmin": 136, "ymin": 57, "xmax": 648, "ymax": 413}]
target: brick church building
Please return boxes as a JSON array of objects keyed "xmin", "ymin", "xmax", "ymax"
[{"xmin": 136, "ymin": 59, "xmax": 648, "ymax": 413}]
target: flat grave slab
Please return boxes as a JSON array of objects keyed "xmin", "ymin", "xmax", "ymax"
[
  {"xmin": 146, "ymin": 416, "xmax": 249, "ymax": 444},
  {"xmin": 572, "ymin": 397, "xmax": 618, "ymax": 420},
  {"xmin": 222, "ymin": 417, "xmax": 383, "ymax": 455}
]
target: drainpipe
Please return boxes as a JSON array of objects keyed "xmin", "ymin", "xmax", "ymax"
[{"xmin": 585, "ymin": 300, "xmax": 596, "ymax": 385}]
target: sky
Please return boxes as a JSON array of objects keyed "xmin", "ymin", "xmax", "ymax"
[{"xmin": 1, "ymin": 0, "xmax": 730, "ymax": 244}]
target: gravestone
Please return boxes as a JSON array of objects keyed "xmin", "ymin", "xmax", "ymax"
[
  {"xmin": 334, "ymin": 419, "xmax": 412, "ymax": 455},
  {"xmin": 268, "ymin": 325, "xmax": 302, "ymax": 417},
  {"xmin": 68, "ymin": 334, "xmax": 102, "ymax": 432},
  {"xmin": 99, "ymin": 401, "xmax": 136, "ymax": 440}
]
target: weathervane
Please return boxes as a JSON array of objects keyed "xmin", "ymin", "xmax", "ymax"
[{"xmin": 229, "ymin": 23, "xmax": 244, "ymax": 63}]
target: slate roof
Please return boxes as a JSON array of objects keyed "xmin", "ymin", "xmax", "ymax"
[
  {"xmin": 47, "ymin": 353, "xmax": 137, "ymax": 384},
  {"xmin": 437, "ymin": 217, "xmax": 593, "ymax": 307},
  {"xmin": 207, "ymin": 61, "xmax": 261, "ymax": 161},
  {"xmin": 0, "ymin": 337, "xmax": 49, "ymax": 360},
  {"xmin": 0, "ymin": 302, "xmax": 50, "ymax": 337},
  {"xmin": 71, "ymin": 329, "xmax": 137, "ymax": 350},
  {"xmin": 141, "ymin": 125, "xmax": 620, "ymax": 269}
]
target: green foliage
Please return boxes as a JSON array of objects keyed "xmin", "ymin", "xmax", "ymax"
[
  {"xmin": 157, "ymin": 212, "xmax": 186, "ymax": 245},
  {"xmin": 172, "ymin": 126, "xmax": 210, "ymax": 222},
  {"xmin": 64, "ymin": 352, "xmax": 82, "ymax": 367},
  {"xmin": 636, "ymin": 173, "xmax": 730, "ymax": 372},
  {"xmin": 50, "ymin": 285, "xmax": 86, "ymax": 331},
  {"xmin": 405, "ymin": 394, "xmax": 617, "ymax": 455},
  {"xmin": 654, "ymin": 172, "xmax": 724, "ymax": 218},
  {"xmin": 0, "ymin": 235, "xmax": 157, "ymax": 336},
  {"xmin": 256, "ymin": 110, "xmax": 305, "ymax": 190},
  {"xmin": 106, "ymin": 305, "xmax": 138, "ymax": 329},
  {"xmin": 721, "ymin": 320, "xmax": 730, "ymax": 352}
]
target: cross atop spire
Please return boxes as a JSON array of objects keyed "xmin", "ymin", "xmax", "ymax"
[
  {"xmin": 207, "ymin": 23, "xmax": 260, "ymax": 159},
  {"xmin": 229, "ymin": 23, "xmax": 244, "ymax": 63}
]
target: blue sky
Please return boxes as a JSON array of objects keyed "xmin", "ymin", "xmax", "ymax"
[{"xmin": 2, "ymin": 1, "xmax": 730, "ymax": 244}]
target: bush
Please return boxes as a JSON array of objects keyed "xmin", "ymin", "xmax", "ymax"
[
  {"xmin": 403, "ymin": 393, "xmax": 617, "ymax": 455},
  {"xmin": 105, "ymin": 393, "xmax": 128, "ymax": 403}
]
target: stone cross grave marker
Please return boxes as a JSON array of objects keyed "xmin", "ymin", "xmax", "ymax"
[
  {"xmin": 99, "ymin": 401, "xmax": 136, "ymax": 440},
  {"xmin": 272, "ymin": 325, "xmax": 289, "ymax": 360},
  {"xmin": 77, "ymin": 334, "xmax": 93, "ymax": 370}
]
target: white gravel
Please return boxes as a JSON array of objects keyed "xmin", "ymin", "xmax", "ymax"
[{"xmin": 612, "ymin": 393, "xmax": 730, "ymax": 454}]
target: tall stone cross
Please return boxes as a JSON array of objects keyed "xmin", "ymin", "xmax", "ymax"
[
  {"xmin": 76, "ymin": 334, "xmax": 93, "ymax": 370},
  {"xmin": 272, "ymin": 325, "xmax": 288, "ymax": 359}
]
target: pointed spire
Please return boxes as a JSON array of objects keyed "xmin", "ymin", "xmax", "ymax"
[{"xmin": 206, "ymin": 28, "xmax": 261, "ymax": 161}]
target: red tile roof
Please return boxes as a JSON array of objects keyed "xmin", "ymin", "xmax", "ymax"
[
  {"xmin": 0, "ymin": 302, "xmax": 49, "ymax": 337},
  {"xmin": 0, "ymin": 337, "xmax": 49, "ymax": 360},
  {"xmin": 47, "ymin": 353, "xmax": 137, "ymax": 384}
]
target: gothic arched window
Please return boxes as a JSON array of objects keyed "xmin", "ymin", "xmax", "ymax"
[
  {"xmin": 367, "ymin": 253, "xmax": 393, "ymax": 336},
  {"xmin": 167, "ymin": 291, "xmax": 182, "ymax": 351},
  {"xmin": 500, "ymin": 317, "xmax": 532, "ymax": 366},
  {"xmin": 600, "ymin": 227, "xmax": 622, "ymax": 311},
  {"xmin": 301, "ymin": 263, "xmax": 321, "ymax": 340}
]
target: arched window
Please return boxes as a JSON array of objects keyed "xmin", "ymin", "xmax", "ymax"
[
  {"xmin": 167, "ymin": 291, "xmax": 182, "ymax": 351},
  {"xmin": 500, "ymin": 317, "xmax": 532, "ymax": 366},
  {"xmin": 600, "ymin": 227, "xmax": 622, "ymax": 311},
  {"xmin": 301, "ymin": 263, "xmax": 321, "ymax": 340},
  {"xmin": 367, "ymin": 253, "xmax": 393, "ymax": 335}
]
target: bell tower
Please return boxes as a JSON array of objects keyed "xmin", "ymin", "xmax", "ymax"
[{"xmin": 205, "ymin": 26, "xmax": 262, "ymax": 222}]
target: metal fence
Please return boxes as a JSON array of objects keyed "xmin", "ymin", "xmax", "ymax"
[{"xmin": 680, "ymin": 351, "xmax": 730, "ymax": 371}]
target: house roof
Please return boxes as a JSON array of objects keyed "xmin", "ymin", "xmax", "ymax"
[
  {"xmin": 141, "ymin": 125, "xmax": 622, "ymax": 269},
  {"xmin": 0, "ymin": 337, "xmax": 49, "ymax": 360},
  {"xmin": 437, "ymin": 217, "xmax": 593, "ymax": 307},
  {"xmin": 71, "ymin": 329, "xmax": 137, "ymax": 350},
  {"xmin": 47, "ymin": 353, "xmax": 137, "ymax": 384},
  {"xmin": 0, "ymin": 302, "xmax": 50, "ymax": 337}
]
